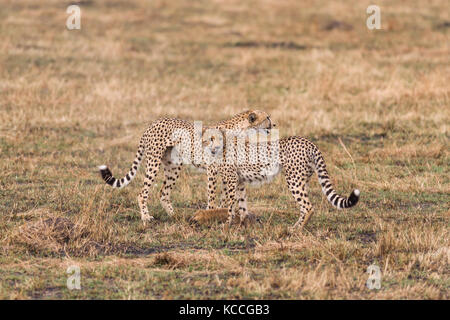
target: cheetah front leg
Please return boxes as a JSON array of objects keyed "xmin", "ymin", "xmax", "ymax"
[
  {"xmin": 221, "ymin": 168, "xmax": 239, "ymax": 226},
  {"xmin": 236, "ymin": 182, "xmax": 249, "ymax": 225},
  {"xmin": 218, "ymin": 183, "xmax": 227, "ymax": 208},
  {"xmin": 206, "ymin": 166, "xmax": 218, "ymax": 210},
  {"xmin": 219, "ymin": 182, "xmax": 249, "ymax": 219}
]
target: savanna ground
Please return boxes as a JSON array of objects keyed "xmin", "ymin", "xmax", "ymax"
[{"xmin": 0, "ymin": 0, "xmax": 449, "ymax": 299}]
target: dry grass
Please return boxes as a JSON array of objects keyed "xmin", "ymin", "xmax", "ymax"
[
  {"xmin": 191, "ymin": 208, "xmax": 260, "ymax": 225},
  {"xmin": 0, "ymin": 0, "xmax": 449, "ymax": 299}
]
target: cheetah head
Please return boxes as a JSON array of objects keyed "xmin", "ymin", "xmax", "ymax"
[
  {"xmin": 202, "ymin": 110, "xmax": 276, "ymax": 158},
  {"xmin": 202, "ymin": 128, "xmax": 224, "ymax": 157},
  {"xmin": 218, "ymin": 110, "xmax": 276, "ymax": 132}
]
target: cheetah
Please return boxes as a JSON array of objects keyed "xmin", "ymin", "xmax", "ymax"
[
  {"xmin": 98, "ymin": 110, "xmax": 274, "ymax": 224},
  {"xmin": 201, "ymin": 130, "xmax": 360, "ymax": 230}
]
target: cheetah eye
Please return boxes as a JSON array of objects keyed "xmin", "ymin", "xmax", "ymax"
[{"xmin": 248, "ymin": 113, "xmax": 257, "ymax": 123}]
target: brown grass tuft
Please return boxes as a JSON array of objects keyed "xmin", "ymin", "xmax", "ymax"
[
  {"xmin": 9, "ymin": 216, "xmax": 74, "ymax": 255},
  {"xmin": 4, "ymin": 205, "xmax": 134, "ymax": 258},
  {"xmin": 152, "ymin": 252, "xmax": 186, "ymax": 269}
]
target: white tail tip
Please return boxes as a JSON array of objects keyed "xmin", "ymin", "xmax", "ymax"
[
  {"xmin": 354, "ymin": 189, "xmax": 360, "ymax": 196},
  {"xmin": 98, "ymin": 165, "xmax": 107, "ymax": 170}
]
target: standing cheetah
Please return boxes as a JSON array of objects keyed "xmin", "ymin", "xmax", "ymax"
[
  {"xmin": 202, "ymin": 132, "xmax": 360, "ymax": 229},
  {"xmin": 98, "ymin": 110, "xmax": 274, "ymax": 224}
]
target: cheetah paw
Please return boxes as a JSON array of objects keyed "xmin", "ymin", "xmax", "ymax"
[{"xmin": 141, "ymin": 214, "xmax": 155, "ymax": 225}]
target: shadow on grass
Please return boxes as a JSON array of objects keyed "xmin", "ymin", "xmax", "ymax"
[{"xmin": 224, "ymin": 41, "xmax": 308, "ymax": 50}]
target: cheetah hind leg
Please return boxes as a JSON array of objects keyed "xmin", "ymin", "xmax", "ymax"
[
  {"xmin": 286, "ymin": 175, "xmax": 314, "ymax": 231},
  {"xmin": 159, "ymin": 162, "xmax": 182, "ymax": 217},
  {"xmin": 138, "ymin": 154, "xmax": 163, "ymax": 225}
]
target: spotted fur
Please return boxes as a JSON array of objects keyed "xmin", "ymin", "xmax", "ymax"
[
  {"xmin": 204, "ymin": 134, "xmax": 360, "ymax": 229},
  {"xmin": 98, "ymin": 110, "xmax": 274, "ymax": 224}
]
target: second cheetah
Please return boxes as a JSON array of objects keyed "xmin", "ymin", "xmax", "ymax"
[{"xmin": 98, "ymin": 110, "xmax": 274, "ymax": 224}]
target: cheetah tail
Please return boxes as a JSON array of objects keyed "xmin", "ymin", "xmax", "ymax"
[
  {"xmin": 313, "ymin": 149, "xmax": 360, "ymax": 209},
  {"xmin": 98, "ymin": 142, "xmax": 144, "ymax": 189}
]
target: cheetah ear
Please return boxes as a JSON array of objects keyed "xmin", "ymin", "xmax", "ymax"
[
  {"xmin": 200, "ymin": 127, "xmax": 209, "ymax": 145},
  {"xmin": 248, "ymin": 112, "xmax": 257, "ymax": 123},
  {"xmin": 200, "ymin": 127, "xmax": 209, "ymax": 140}
]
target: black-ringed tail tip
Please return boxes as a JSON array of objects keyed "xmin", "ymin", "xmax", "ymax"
[
  {"xmin": 98, "ymin": 164, "xmax": 136, "ymax": 188},
  {"xmin": 348, "ymin": 189, "xmax": 360, "ymax": 207},
  {"xmin": 98, "ymin": 165, "xmax": 115, "ymax": 186}
]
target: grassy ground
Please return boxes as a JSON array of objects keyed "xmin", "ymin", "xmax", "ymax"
[{"xmin": 0, "ymin": 0, "xmax": 449, "ymax": 299}]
